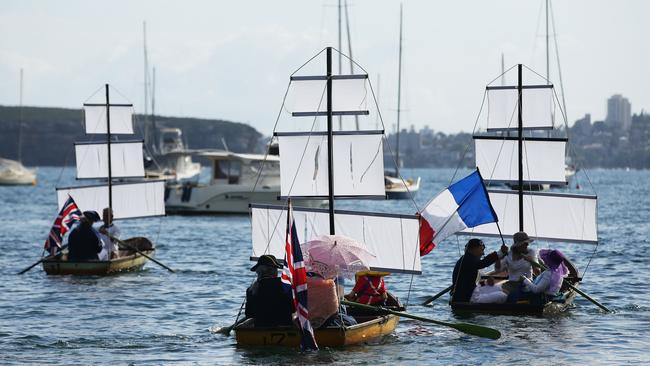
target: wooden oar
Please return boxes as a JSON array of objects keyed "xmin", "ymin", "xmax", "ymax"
[
  {"xmin": 213, "ymin": 317, "xmax": 248, "ymax": 336},
  {"xmin": 421, "ymin": 285, "xmax": 453, "ymax": 306},
  {"xmin": 112, "ymin": 237, "xmax": 176, "ymax": 273},
  {"xmin": 213, "ymin": 301, "xmax": 248, "ymax": 336},
  {"xmin": 17, "ymin": 246, "xmax": 67, "ymax": 275},
  {"xmin": 528, "ymin": 260, "xmax": 610, "ymax": 313},
  {"xmin": 342, "ymin": 300, "xmax": 501, "ymax": 340}
]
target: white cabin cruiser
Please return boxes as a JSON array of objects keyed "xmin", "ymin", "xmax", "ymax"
[
  {"xmin": 0, "ymin": 158, "xmax": 36, "ymax": 186},
  {"xmin": 145, "ymin": 128, "xmax": 201, "ymax": 183},
  {"xmin": 165, "ymin": 150, "xmax": 321, "ymax": 214}
]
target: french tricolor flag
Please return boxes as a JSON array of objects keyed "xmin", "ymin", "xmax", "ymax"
[{"xmin": 419, "ymin": 169, "xmax": 498, "ymax": 256}]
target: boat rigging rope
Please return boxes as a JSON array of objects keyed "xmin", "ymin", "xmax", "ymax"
[
  {"xmin": 54, "ymin": 86, "xmax": 107, "ymax": 187},
  {"xmin": 252, "ymin": 75, "xmax": 325, "ymax": 258}
]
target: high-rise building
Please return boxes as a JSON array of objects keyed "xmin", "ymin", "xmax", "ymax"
[{"xmin": 606, "ymin": 94, "xmax": 631, "ymax": 130}]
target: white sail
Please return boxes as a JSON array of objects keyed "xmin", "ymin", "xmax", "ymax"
[
  {"xmin": 84, "ymin": 105, "xmax": 134, "ymax": 134},
  {"xmin": 75, "ymin": 141, "xmax": 145, "ymax": 179},
  {"xmin": 474, "ymin": 138, "xmax": 567, "ymax": 184},
  {"xmin": 288, "ymin": 78, "xmax": 368, "ymax": 115},
  {"xmin": 57, "ymin": 181, "xmax": 165, "ymax": 219},
  {"xmin": 487, "ymin": 87, "xmax": 555, "ymax": 130},
  {"xmin": 460, "ymin": 190, "xmax": 598, "ymax": 244},
  {"xmin": 251, "ymin": 205, "xmax": 421, "ymax": 274},
  {"xmin": 278, "ymin": 133, "xmax": 385, "ymax": 197}
]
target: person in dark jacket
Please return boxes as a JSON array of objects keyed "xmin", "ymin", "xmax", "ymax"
[
  {"xmin": 451, "ymin": 238, "xmax": 508, "ymax": 302},
  {"xmin": 67, "ymin": 211, "xmax": 103, "ymax": 261},
  {"xmin": 245, "ymin": 255, "xmax": 293, "ymax": 327}
]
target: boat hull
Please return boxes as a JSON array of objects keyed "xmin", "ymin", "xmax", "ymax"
[
  {"xmin": 0, "ymin": 159, "xmax": 36, "ymax": 186},
  {"xmin": 234, "ymin": 315, "xmax": 399, "ymax": 347},
  {"xmin": 42, "ymin": 249, "xmax": 154, "ymax": 275},
  {"xmin": 385, "ymin": 176, "xmax": 420, "ymax": 200},
  {"xmin": 165, "ymin": 183, "xmax": 325, "ymax": 214},
  {"xmin": 450, "ymin": 290, "xmax": 576, "ymax": 316}
]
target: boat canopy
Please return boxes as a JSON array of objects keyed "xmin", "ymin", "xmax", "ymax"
[
  {"xmin": 465, "ymin": 68, "xmax": 598, "ymax": 245},
  {"xmin": 249, "ymin": 48, "xmax": 421, "ymax": 275},
  {"xmin": 459, "ymin": 190, "xmax": 597, "ymax": 244},
  {"xmin": 199, "ymin": 151, "xmax": 280, "ymax": 163},
  {"xmin": 486, "ymin": 84, "xmax": 555, "ymax": 131},
  {"xmin": 474, "ymin": 136, "xmax": 567, "ymax": 185},
  {"xmin": 57, "ymin": 180, "xmax": 165, "ymax": 220},
  {"xmin": 74, "ymin": 140, "xmax": 145, "ymax": 179},
  {"xmin": 251, "ymin": 204, "xmax": 421, "ymax": 274},
  {"xmin": 56, "ymin": 85, "xmax": 165, "ymax": 220},
  {"xmin": 275, "ymin": 131, "xmax": 384, "ymax": 199},
  {"xmin": 83, "ymin": 104, "xmax": 134, "ymax": 134}
]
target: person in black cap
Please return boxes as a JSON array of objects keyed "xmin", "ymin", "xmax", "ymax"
[
  {"xmin": 245, "ymin": 255, "xmax": 293, "ymax": 327},
  {"xmin": 67, "ymin": 211, "xmax": 103, "ymax": 261},
  {"xmin": 451, "ymin": 238, "xmax": 508, "ymax": 303}
]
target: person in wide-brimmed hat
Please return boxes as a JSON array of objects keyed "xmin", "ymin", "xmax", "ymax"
[
  {"xmin": 499, "ymin": 231, "xmax": 541, "ymax": 298},
  {"xmin": 244, "ymin": 255, "xmax": 293, "ymax": 327}
]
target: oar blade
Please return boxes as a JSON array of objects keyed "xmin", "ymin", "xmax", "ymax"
[{"xmin": 452, "ymin": 322, "xmax": 501, "ymax": 340}]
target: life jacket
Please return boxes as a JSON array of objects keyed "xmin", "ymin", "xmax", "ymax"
[{"xmin": 352, "ymin": 275, "xmax": 386, "ymax": 305}]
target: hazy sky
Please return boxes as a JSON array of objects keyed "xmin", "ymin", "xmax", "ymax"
[{"xmin": 1, "ymin": 0, "xmax": 648, "ymax": 135}]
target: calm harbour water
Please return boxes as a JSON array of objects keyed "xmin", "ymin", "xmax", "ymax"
[{"xmin": 1, "ymin": 167, "xmax": 649, "ymax": 365}]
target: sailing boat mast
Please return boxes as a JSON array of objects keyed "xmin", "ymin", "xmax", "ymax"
[
  {"xmin": 337, "ymin": 0, "xmax": 343, "ymax": 130},
  {"xmin": 343, "ymin": 0, "xmax": 359, "ymax": 130},
  {"xmin": 517, "ymin": 64, "xmax": 523, "ymax": 231},
  {"xmin": 501, "ymin": 53, "xmax": 505, "ymax": 86},
  {"xmin": 152, "ymin": 66, "xmax": 157, "ymax": 145},
  {"xmin": 545, "ymin": 0, "xmax": 550, "ymax": 84},
  {"xmin": 395, "ymin": 3, "xmax": 403, "ymax": 177},
  {"xmin": 143, "ymin": 21, "xmax": 150, "ymax": 145},
  {"xmin": 18, "ymin": 68, "xmax": 24, "ymax": 163},
  {"xmin": 105, "ymin": 84, "xmax": 113, "ymax": 211},
  {"xmin": 326, "ymin": 47, "xmax": 335, "ymax": 235}
]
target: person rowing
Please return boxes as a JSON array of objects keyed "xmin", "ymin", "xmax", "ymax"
[
  {"xmin": 67, "ymin": 211, "xmax": 102, "ymax": 261},
  {"xmin": 245, "ymin": 255, "xmax": 293, "ymax": 327},
  {"xmin": 97, "ymin": 207, "xmax": 121, "ymax": 260},
  {"xmin": 498, "ymin": 231, "xmax": 540, "ymax": 299},
  {"xmin": 451, "ymin": 238, "xmax": 508, "ymax": 303},
  {"xmin": 516, "ymin": 249, "xmax": 570, "ymax": 305}
]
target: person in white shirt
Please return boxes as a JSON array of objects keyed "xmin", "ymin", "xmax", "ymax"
[
  {"xmin": 97, "ymin": 207, "xmax": 121, "ymax": 260},
  {"xmin": 498, "ymin": 231, "xmax": 540, "ymax": 296}
]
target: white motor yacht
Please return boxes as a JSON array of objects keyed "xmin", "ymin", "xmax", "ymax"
[{"xmin": 164, "ymin": 150, "xmax": 321, "ymax": 214}]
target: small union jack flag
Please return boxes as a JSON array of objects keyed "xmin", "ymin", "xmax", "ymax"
[
  {"xmin": 280, "ymin": 201, "xmax": 318, "ymax": 351},
  {"xmin": 44, "ymin": 195, "xmax": 82, "ymax": 255}
]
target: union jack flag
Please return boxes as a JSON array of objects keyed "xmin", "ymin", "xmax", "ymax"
[
  {"xmin": 280, "ymin": 201, "xmax": 318, "ymax": 351},
  {"xmin": 44, "ymin": 195, "xmax": 82, "ymax": 255}
]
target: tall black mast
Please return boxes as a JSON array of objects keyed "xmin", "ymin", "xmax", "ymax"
[
  {"xmin": 326, "ymin": 47, "xmax": 335, "ymax": 235},
  {"xmin": 105, "ymin": 84, "xmax": 113, "ymax": 211},
  {"xmin": 517, "ymin": 64, "xmax": 523, "ymax": 231}
]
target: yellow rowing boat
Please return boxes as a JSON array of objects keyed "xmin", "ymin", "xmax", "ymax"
[{"xmin": 234, "ymin": 314, "xmax": 399, "ymax": 347}]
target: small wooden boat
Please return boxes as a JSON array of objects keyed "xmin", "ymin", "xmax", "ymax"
[
  {"xmin": 242, "ymin": 47, "xmax": 423, "ymax": 348},
  {"xmin": 42, "ymin": 237, "xmax": 155, "ymax": 276},
  {"xmin": 448, "ymin": 65, "xmax": 598, "ymax": 316},
  {"xmin": 234, "ymin": 314, "xmax": 399, "ymax": 347},
  {"xmin": 450, "ymin": 258, "xmax": 581, "ymax": 316},
  {"xmin": 38, "ymin": 85, "xmax": 165, "ymax": 276}
]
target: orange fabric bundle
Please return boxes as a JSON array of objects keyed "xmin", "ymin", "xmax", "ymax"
[{"xmin": 306, "ymin": 276, "xmax": 339, "ymax": 328}]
